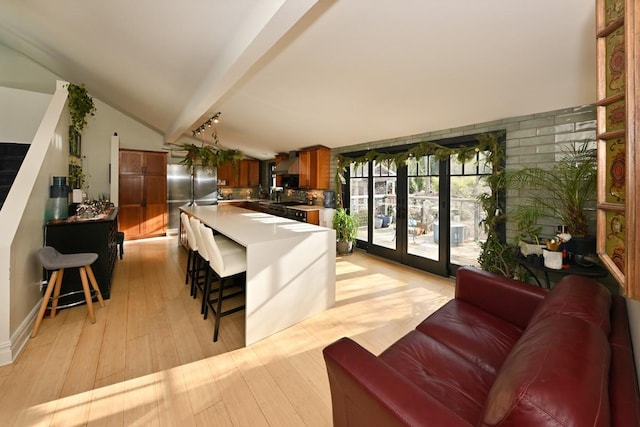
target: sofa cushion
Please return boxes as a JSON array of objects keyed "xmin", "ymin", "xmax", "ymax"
[
  {"xmin": 609, "ymin": 296, "xmax": 640, "ymax": 426},
  {"xmin": 416, "ymin": 300, "xmax": 524, "ymax": 375},
  {"xmin": 481, "ymin": 314, "xmax": 610, "ymax": 426},
  {"xmin": 528, "ymin": 274, "xmax": 611, "ymax": 334},
  {"xmin": 380, "ymin": 330, "xmax": 494, "ymax": 424}
]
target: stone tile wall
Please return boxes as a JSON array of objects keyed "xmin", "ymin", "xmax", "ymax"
[{"xmin": 330, "ymin": 104, "xmax": 597, "ymax": 241}]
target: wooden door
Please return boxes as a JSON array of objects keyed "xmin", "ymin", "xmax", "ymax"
[
  {"xmin": 118, "ymin": 149, "xmax": 167, "ymax": 239},
  {"xmin": 119, "ymin": 150, "xmax": 145, "ymax": 238},
  {"xmin": 143, "ymin": 151, "xmax": 167, "ymax": 237}
]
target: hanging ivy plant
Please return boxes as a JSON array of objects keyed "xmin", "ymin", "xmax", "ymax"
[
  {"xmin": 335, "ymin": 130, "xmax": 516, "ymax": 277},
  {"xmin": 68, "ymin": 83, "xmax": 96, "ymax": 133},
  {"xmin": 66, "ymin": 83, "xmax": 96, "ymax": 190}
]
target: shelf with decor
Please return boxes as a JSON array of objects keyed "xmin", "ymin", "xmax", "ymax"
[{"xmin": 595, "ymin": 0, "xmax": 640, "ymax": 297}]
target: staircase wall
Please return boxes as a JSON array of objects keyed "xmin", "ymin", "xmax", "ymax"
[{"xmin": 0, "ymin": 81, "xmax": 69, "ymax": 365}]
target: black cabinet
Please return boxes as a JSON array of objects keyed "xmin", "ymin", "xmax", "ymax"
[{"xmin": 44, "ymin": 208, "xmax": 119, "ymax": 302}]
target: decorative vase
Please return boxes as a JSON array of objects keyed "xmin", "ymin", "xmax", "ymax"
[
  {"xmin": 45, "ymin": 176, "xmax": 70, "ymax": 221},
  {"xmin": 543, "ymin": 249, "xmax": 563, "ymax": 270}
]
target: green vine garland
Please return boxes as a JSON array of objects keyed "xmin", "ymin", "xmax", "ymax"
[{"xmin": 334, "ymin": 130, "xmax": 515, "ymax": 276}]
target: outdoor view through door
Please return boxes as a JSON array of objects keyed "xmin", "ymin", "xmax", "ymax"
[{"xmin": 347, "ymin": 148, "xmax": 491, "ymax": 276}]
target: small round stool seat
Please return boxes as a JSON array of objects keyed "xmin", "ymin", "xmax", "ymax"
[
  {"xmin": 38, "ymin": 247, "xmax": 98, "ymax": 270},
  {"xmin": 31, "ymin": 246, "xmax": 105, "ymax": 337}
]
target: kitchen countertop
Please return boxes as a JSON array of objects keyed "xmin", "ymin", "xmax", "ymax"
[
  {"xmin": 217, "ymin": 198, "xmax": 332, "ymax": 212},
  {"xmin": 181, "ymin": 204, "xmax": 330, "ymax": 246},
  {"xmin": 180, "ymin": 204, "xmax": 336, "ymax": 346}
]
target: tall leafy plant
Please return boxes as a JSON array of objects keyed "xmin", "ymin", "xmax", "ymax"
[{"xmin": 507, "ymin": 142, "xmax": 596, "ymax": 237}]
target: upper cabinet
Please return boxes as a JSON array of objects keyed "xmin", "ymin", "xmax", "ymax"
[
  {"xmin": 298, "ymin": 146, "xmax": 330, "ymax": 190},
  {"xmin": 218, "ymin": 159, "xmax": 260, "ymax": 187}
]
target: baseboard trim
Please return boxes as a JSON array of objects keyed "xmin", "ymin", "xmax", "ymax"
[{"xmin": 0, "ymin": 302, "xmax": 39, "ymax": 366}]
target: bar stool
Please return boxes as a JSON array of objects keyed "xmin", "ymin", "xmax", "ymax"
[
  {"xmin": 189, "ymin": 216, "xmax": 211, "ymax": 307},
  {"xmin": 181, "ymin": 212, "xmax": 198, "ymax": 287},
  {"xmin": 199, "ymin": 223, "xmax": 246, "ymax": 341},
  {"xmin": 189, "ymin": 217, "xmax": 242, "ymax": 314},
  {"xmin": 116, "ymin": 231, "xmax": 125, "ymax": 259},
  {"xmin": 31, "ymin": 246, "xmax": 105, "ymax": 337}
]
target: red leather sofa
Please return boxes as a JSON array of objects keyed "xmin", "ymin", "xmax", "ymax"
[{"xmin": 323, "ymin": 266, "xmax": 640, "ymax": 426}]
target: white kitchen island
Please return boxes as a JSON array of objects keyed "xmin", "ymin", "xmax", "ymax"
[{"xmin": 180, "ymin": 204, "xmax": 336, "ymax": 346}]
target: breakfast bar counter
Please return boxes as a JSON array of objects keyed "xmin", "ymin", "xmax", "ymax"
[{"xmin": 180, "ymin": 204, "xmax": 336, "ymax": 345}]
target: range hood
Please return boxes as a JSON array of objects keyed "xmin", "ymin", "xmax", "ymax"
[{"xmin": 274, "ymin": 152, "xmax": 300, "ymax": 175}]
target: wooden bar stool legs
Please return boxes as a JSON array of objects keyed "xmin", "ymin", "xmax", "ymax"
[
  {"xmin": 31, "ymin": 247, "xmax": 105, "ymax": 338},
  {"xmin": 32, "ymin": 269, "xmax": 63, "ymax": 338},
  {"xmin": 79, "ymin": 265, "xmax": 105, "ymax": 322}
]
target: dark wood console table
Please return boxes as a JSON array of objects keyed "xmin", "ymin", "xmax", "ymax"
[
  {"xmin": 44, "ymin": 208, "xmax": 119, "ymax": 305},
  {"xmin": 516, "ymin": 254, "xmax": 609, "ymax": 288}
]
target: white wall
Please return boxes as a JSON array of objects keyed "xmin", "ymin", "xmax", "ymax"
[
  {"xmin": 1, "ymin": 42, "xmax": 166, "ymax": 202},
  {"xmin": 75, "ymin": 97, "xmax": 165, "ymax": 200},
  {"xmin": 0, "ymin": 43, "xmax": 59, "ymax": 94},
  {"xmin": 0, "ymin": 86, "xmax": 51, "ymax": 143}
]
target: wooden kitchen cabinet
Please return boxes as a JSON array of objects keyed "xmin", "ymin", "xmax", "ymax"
[
  {"xmin": 217, "ymin": 162, "xmax": 236, "ymax": 186},
  {"xmin": 298, "ymin": 145, "xmax": 330, "ymax": 189},
  {"xmin": 218, "ymin": 159, "xmax": 259, "ymax": 187},
  {"xmin": 243, "ymin": 159, "xmax": 260, "ymax": 186},
  {"xmin": 118, "ymin": 149, "xmax": 167, "ymax": 239}
]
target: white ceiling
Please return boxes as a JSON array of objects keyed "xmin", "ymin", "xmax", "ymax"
[{"xmin": 0, "ymin": 0, "xmax": 596, "ymax": 160}]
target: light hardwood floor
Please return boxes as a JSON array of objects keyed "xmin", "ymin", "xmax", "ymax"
[{"xmin": 0, "ymin": 236, "xmax": 454, "ymax": 426}]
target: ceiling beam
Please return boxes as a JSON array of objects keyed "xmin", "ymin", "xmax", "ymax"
[{"xmin": 164, "ymin": 0, "xmax": 319, "ymax": 143}]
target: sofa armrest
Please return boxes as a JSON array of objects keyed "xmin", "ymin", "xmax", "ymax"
[
  {"xmin": 322, "ymin": 337, "xmax": 468, "ymax": 427},
  {"xmin": 455, "ymin": 266, "xmax": 547, "ymax": 330}
]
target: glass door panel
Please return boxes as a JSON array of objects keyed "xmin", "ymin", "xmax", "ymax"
[
  {"xmin": 372, "ymin": 159, "xmax": 397, "ymax": 250},
  {"xmin": 349, "ymin": 163, "xmax": 369, "ymax": 242},
  {"xmin": 407, "ymin": 155, "xmax": 439, "ymax": 261},
  {"xmin": 449, "ymin": 152, "xmax": 490, "ymax": 267}
]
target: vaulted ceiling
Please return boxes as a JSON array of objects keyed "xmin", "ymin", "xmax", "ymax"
[{"xmin": 0, "ymin": 0, "xmax": 596, "ymax": 159}]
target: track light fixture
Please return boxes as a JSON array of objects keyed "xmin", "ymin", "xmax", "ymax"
[{"xmin": 192, "ymin": 112, "xmax": 221, "ymax": 137}]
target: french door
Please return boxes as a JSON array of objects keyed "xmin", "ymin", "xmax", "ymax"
[{"xmin": 347, "ymin": 148, "xmax": 490, "ymax": 277}]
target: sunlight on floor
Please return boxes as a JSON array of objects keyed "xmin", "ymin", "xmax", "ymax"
[{"xmin": 7, "ymin": 242, "xmax": 455, "ymax": 426}]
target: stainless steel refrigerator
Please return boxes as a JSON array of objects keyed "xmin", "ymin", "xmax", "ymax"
[{"xmin": 167, "ymin": 164, "xmax": 218, "ymax": 232}]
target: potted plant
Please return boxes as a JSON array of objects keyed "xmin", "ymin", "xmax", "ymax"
[
  {"xmin": 67, "ymin": 83, "xmax": 96, "ymax": 190},
  {"xmin": 68, "ymin": 83, "xmax": 96, "ymax": 133},
  {"xmin": 333, "ymin": 207, "xmax": 360, "ymax": 255},
  {"xmin": 511, "ymin": 203, "xmax": 545, "ymax": 256},
  {"xmin": 507, "ymin": 142, "xmax": 597, "ymax": 255}
]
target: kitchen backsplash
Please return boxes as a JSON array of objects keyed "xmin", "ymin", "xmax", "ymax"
[{"xmin": 218, "ymin": 186, "xmax": 326, "ymax": 206}]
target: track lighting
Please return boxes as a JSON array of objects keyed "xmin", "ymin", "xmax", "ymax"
[{"xmin": 191, "ymin": 112, "xmax": 221, "ymax": 138}]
